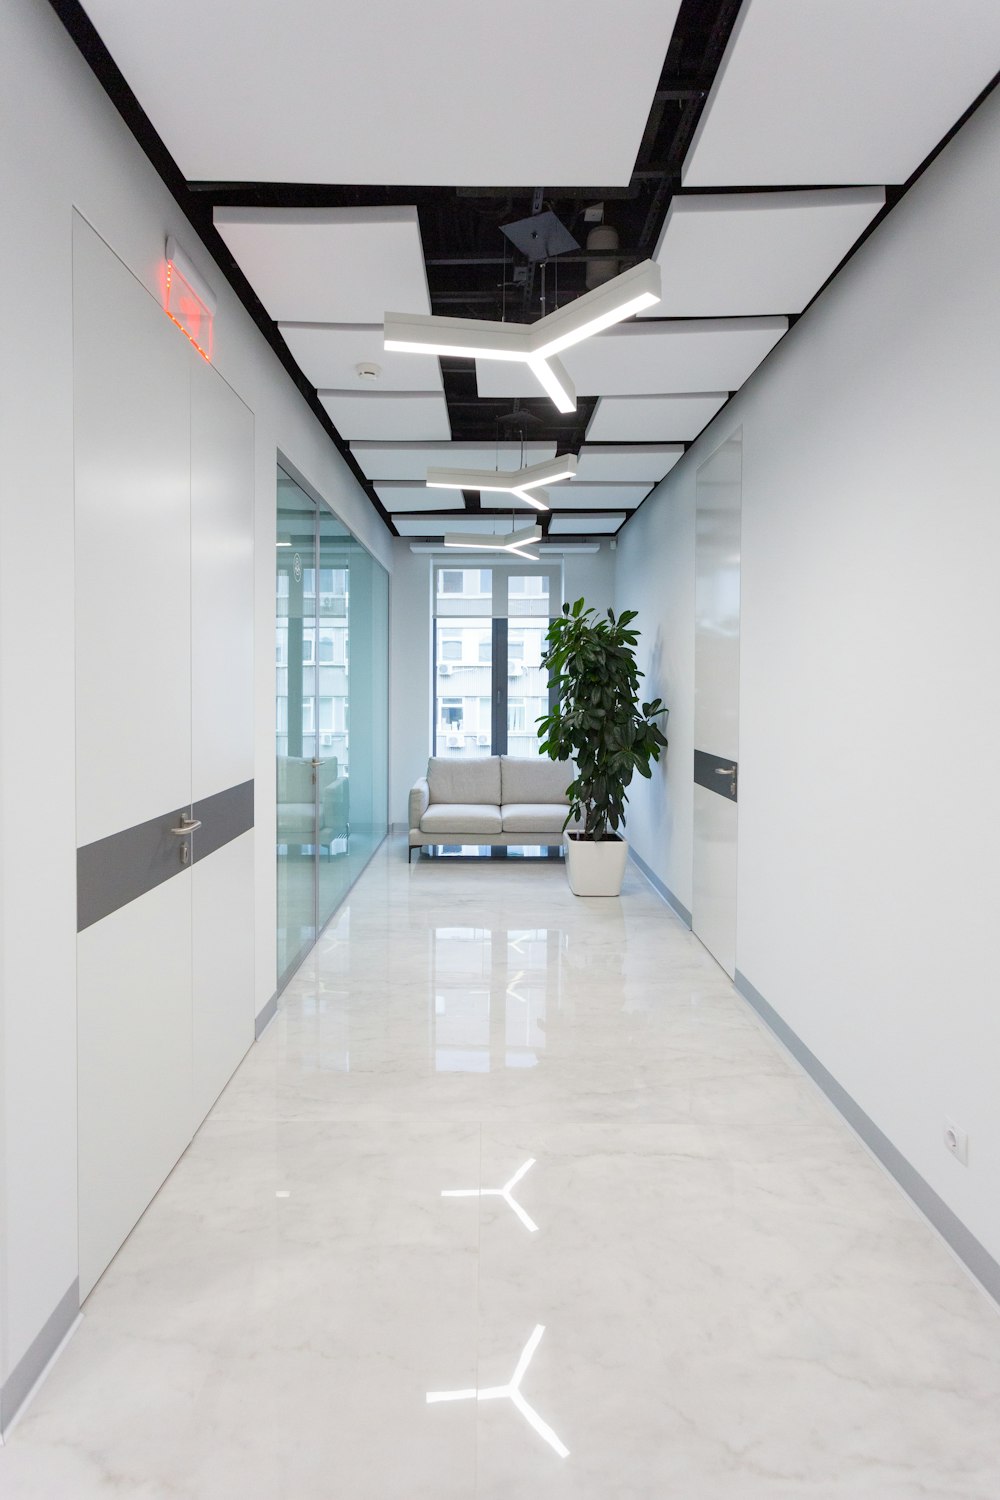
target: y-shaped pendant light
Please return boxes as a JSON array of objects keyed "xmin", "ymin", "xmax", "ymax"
[
  {"xmin": 384, "ymin": 260, "xmax": 661, "ymax": 413},
  {"xmin": 425, "ymin": 453, "xmax": 577, "ymax": 514}
]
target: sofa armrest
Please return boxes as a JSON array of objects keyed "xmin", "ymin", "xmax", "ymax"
[{"xmin": 409, "ymin": 777, "xmax": 430, "ymax": 831}]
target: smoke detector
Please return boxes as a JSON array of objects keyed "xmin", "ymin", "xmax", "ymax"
[{"xmin": 356, "ymin": 362, "xmax": 381, "ymax": 382}]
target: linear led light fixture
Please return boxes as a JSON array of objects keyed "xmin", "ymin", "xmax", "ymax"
[
  {"xmin": 443, "ymin": 524, "xmax": 542, "ymax": 561},
  {"xmin": 426, "ymin": 454, "xmax": 578, "ymax": 514},
  {"xmin": 385, "ymin": 260, "xmax": 660, "ymax": 413}
]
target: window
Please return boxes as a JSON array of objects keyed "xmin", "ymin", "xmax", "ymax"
[{"xmin": 433, "ymin": 562, "xmax": 561, "ymax": 758}]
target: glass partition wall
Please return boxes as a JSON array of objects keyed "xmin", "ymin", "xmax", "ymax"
[{"xmin": 276, "ymin": 467, "xmax": 388, "ymax": 989}]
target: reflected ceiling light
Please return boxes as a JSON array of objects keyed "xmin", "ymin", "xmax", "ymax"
[
  {"xmin": 426, "ymin": 454, "xmax": 578, "ymax": 514},
  {"xmin": 384, "ymin": 261, "xmax": 661, "ymax": 412},
  {"xmin": 427, "ymin": 1324, "xmax": 569, "ymax": 1458},
  {"xmin": 443, "ymin": 524, "xmax": 542, "ymax": 561},
  {"xmin": 441, "ymin": 1157, "xmax": 539, "ymax": 1234}
]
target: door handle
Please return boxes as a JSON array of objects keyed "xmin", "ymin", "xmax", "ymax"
[
  {"xmin": 170, "ymin": 815, "xmax": 202, "ymax": 835},
  {"xmin": 714, "ymin": 766, "xmax": 736, "ymax": 777}
]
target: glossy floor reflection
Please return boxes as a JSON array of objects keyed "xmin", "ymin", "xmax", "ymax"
[{"xmin": 3, "ymin": 839, "xmax": 1000, "ymax": 1497}]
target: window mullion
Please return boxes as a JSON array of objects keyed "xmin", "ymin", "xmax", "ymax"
[{"xmin": 492, "ymin": 618, "xmax": 508, "ymax": 756}]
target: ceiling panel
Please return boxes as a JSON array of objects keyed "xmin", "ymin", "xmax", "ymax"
[
  {"xmin": 373, "ymin": 485, "xmax": 465, "ymax": 511},
  {"xmin": 476, "ymin": 318, "xmax": 787, "ymax": 398},
  {"xmin": 318, "ymin": 392, "xmax": 451, "ymax": 440},
  {"xmin": 280, "ymin": 324, "xmax": 442, "ymax": 392},
  {"xmin": 587, "ymin": 394, "xmax": 729, "ymax": 442},
  {"xmin": 351, "ymin": 441, "xmax": 557, "ymax": 481},
  {"xmin": 213, "ymin": 207, "xmax": 431, "ymax": 323},
  {"xmin": 476, "ymin": 482, "xmax": 651, "ymax": 510},
  {"xmin": 642, "ymin": 190, "xmax": 885, "ymax": 317},
  {"xmin": 575, "ymin": 444, "xmax": 684, "ymax": 482},
  {"xmin": 683, "ymin": 0, "xmax": 1000, "ymax": 186},
  {"xmin": 548, "ymin": 514, "xmax": 625, "ymax": 534},
  {"xmin": 80, "ymin": 0, "xmax": 682, "ymax": 186}
]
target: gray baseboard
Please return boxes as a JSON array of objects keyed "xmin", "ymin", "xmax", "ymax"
[
  {"xmin": 628, "ymin": 847, "xmax": 692, "ymax": 926},
  {"xmin": 255, "ymin": 991, "xmax": 278, "ymax": 1038},
  {"xmin": 735, "ymin": 969, "xmax": 1000, "ymax": 1308},
  {"xmin": 1, "ymin": 1279, "xmax": 79, "ymax": 1435}
]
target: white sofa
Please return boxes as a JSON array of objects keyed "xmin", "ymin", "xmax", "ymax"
[{"xmin": 409, "ymin": 755, "xmax": 573, "ymax": 859}]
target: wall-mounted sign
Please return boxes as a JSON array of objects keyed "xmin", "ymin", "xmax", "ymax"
[{"xmin": 164, "ymin": 236, "xmax": 216, "ymax": 363}]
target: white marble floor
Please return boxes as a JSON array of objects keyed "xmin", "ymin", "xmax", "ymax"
[{"xmin": 3, "ymin": 841, "xmax": 1000, "ymax": 1497}]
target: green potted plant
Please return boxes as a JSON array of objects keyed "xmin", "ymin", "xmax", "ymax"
[{"xmin": 537, "ymin": 599, "xmax": 668, "ymax": 896}]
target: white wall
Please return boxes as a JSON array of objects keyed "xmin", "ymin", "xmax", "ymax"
[
  {"xmin": 616, "ymin": 85, "xmax": 1000, "ymax": 1266},
  {"xmin": 389, "ymin": 543, "xmax": 615, "ymax": 824},
  {"xmin": 0, "ymin": 0, "xmax": 391, "ymax": 1401}
]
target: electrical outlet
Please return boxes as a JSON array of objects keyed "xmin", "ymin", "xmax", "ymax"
[{"xmin": 943, "ymin": 1118, "xmax": 969, "ymax": 1165}]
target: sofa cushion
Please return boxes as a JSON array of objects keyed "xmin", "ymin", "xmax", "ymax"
[
  {"xmin": 420, "ymin": 803, "xmax": 503, "ymax": 835},
  {"xmin": 427, "ymin": 756, "xmax": 501, "ymax": 806},
  {"xmin": 501, "ymin": 802, "xmax": 569, "ymax": 834},
  {"xmin": 500, "ymin": 756, "xmax": 571, "ymax": 805}
]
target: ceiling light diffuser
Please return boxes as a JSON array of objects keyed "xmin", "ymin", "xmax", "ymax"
[
  {"xmin": 426, "ymin": 454, "xmax": 577, "ymax": 513},
  {"xmin": 385, "ymin": 261, "xmax": 660, "ymax": 412}
]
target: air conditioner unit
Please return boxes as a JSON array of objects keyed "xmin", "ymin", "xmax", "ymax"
[{"xmin": 439, "ymin": 663, "xmax": 453, "ymax": 676}]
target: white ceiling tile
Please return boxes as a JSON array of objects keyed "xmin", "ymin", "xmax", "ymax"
[
  {"xmin": 683, "ymin": 0, "xmax": 1000, "ymax": 186},
  {"xmin": 476, "ymin": 318, "xmax": 787, "ymax": 398},
  {"xmin": 548, "ymin": 514, "xmax": 626, "ymax": 534},
  {"xmin": 280, "ymin": 325, "xmax": 442, "ymax": 392},
  {"xmin": 213, "ymin": 207, "xmax": 431, "ymax": 323},
  {"xmin": 80, "ymin": 0, "xmax": 682, "ymax": 185},
  {"xmin": 373, "ymin": 485, "xmax": 466, "ymax": 511},
  {"xmin": 479, "ymin": 482, "xmax": 650, "ymax": 510},
  {"xmin": 643, "ymin": 190, "xmax": 885, "ymax": 317},
  {"xmin": 575, "ymin": 444, "xmax": 684, "ymax": 482},
  {"xmin": 319, "ymin": 392, "xmax": 451, "ymax": 440},
  {"xmin": 587, "ymin": 394, "xmax": 728, "ymax": 442},
  {"xmin": 350, "ymin": 441, "xmax": 557, "ymax": 481}
]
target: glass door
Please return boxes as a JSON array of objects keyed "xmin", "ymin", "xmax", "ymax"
[
  {"xmin": 316, "ymin": 506, "xmax": 353, "ymax": 928},
  {"xmin": 276, "ymin": 470, "xmax": 319, "ymax": 985},
  {"xmin": 277, "ymin": 467, "xmax": 390, "ymax": 989}
]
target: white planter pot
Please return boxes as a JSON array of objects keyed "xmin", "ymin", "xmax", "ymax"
[{"xmin": 563, "ymin": 833, "xmax": 628, "ymax": 896}]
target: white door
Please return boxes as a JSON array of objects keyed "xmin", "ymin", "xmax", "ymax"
[
  {"xmin": 74, "ymin": 217, "xmax": 254, "ymax": 1297},
  {"xmin": 692, "ymin": 430, "xmax": 742, "ymax": 977}
]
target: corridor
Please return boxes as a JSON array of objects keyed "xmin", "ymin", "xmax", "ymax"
[{"xmin": 2, "ymin": 842, "xmax": 1000, "ymax": 1497}]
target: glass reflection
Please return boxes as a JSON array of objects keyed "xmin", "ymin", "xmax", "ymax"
[{"xmin": 430, "ymin": 927, "xmax": 559, "ymax": 1073}]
